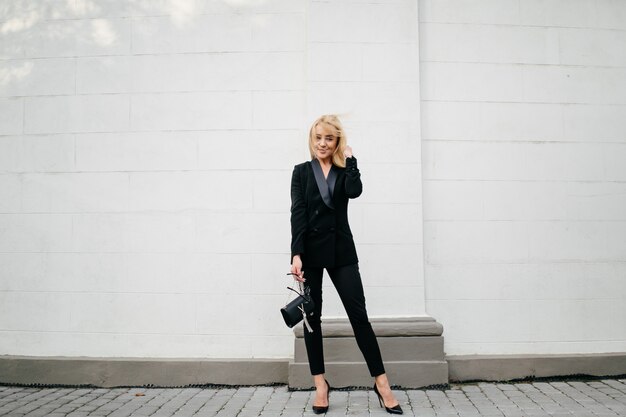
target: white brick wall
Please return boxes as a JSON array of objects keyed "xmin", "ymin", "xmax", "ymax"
[
  {"xmin": 0, "ymin": 0, "xmax": 424, "ymax": 360},
  {"xmin": 420, "ymin": 0, "xmax": 626, "ymax": 355},
  {"xmin": 4, "ymin": 0, "xmax": 621, "ymax": 362},
  {"xmin": 0, "ymin": 0, "xmax": 307, "ymax": 359},
  {"xmin": 306, "ymin": 0, "xmax": 424, "ymax": 318}
]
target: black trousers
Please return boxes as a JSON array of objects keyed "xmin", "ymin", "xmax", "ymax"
[{"xmin": 302, "ymin": 263, "xmax": 385, "ymax": 377}]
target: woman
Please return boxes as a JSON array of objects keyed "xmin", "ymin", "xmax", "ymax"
[{"xmin": 289, "ymin": 115, "xmax": 403, "ymax": 415}]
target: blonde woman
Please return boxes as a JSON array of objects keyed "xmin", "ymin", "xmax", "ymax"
[{"xmin": 289, "ymin": 115, "xmax": 403, "ymax": 414}]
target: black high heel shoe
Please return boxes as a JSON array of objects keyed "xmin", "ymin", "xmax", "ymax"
[
  {"xmin": 312, "ymin": 379, "xmax": 330, "ymax": 414},
  {"xmin": 373, "ymin": 383, "xmax": 403, "ymax": 415}
]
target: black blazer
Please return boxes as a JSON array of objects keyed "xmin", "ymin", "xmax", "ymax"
[{"xmin": 290, "ymin": 156, "xmax": 362, "ymax": 268}]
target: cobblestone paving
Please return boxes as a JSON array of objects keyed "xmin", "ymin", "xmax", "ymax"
[{"xmin": 1, "ymin": 378, "xmax": 625, "ymax": 417}]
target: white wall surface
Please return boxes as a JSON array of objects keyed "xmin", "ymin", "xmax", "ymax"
[
  {"xmin": 0, "ymin": 0, "xmax": 424, "ymax": 360},
  {"xmin": 420, "ymin": 0, "xmax": 626, "ymax": 355},
  {"xmin": 305, "ymin": 0, "xmax": 424, "ymax": 319},
  {"xmin": 0, "ymin": 0, "xmax": 306, "ymax": 359},
  {"xmin": 5, "ymin": 0, "xmax": 622, "ymax": 363}
]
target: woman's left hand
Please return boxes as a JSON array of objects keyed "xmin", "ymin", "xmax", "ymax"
[
  {"xmin": 290, "ymin": 255, "xmax": 305, "ymax": 282},
  {"xmin": 344, "ymin": 146, "xmax": 353, "ymax": 158}
]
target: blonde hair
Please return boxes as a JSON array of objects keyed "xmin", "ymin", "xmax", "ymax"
[{"xmin": 308, "ymin": 114, "xmax": 347, "ymax": 168}]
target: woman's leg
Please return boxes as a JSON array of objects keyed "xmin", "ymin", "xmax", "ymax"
[
  {"xmin": 328, "ymin": 263, "xmax": 400, "ymax": 408},
  {"xmin": 327, "ymin": 263, "xmax": 385, "ymax": 377},
  {"xmin": 313, "ymin": 374, "xmax": 329, "ymax": 408},
  {"xmin": 302, "ymin": 267, "xmax": 329, "ymax": 409},
  {"xmin": 301, "ymin": 266, "xmax": 325, "ymax": 376}
]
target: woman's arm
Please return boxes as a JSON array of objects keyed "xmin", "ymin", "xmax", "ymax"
[
  {"xmin": 290, "ymin": 165, "xmax": 307, "ymax": 277},
  {"xmin": 344, "ymin": 154, "xmax": 362, "ymax": 198}
]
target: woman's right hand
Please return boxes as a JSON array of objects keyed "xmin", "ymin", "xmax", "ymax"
[{"xmin": 291, "ymin": 255, "xmax": 305, "ymax": 282}]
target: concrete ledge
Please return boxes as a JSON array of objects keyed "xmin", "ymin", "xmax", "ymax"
[
  {"xmin": 294, "ymin": 336, "xmax": 445, "ymax": 362},
  {"xmin": 448, "ymin": 352, "xmax": 626, "ymax": 382},
  {"xmin": 0, "ymin": 356, "xmax": 288, "ymax": 388},
  {"xmin": 4, "ymin": 352, "xmax": 624, "ymax": 388},
  {"xmin": 289, "ymin": 316, "xmax": 448, "ymax": 389},
  {"xmin": 293, "ymin": 316, "xmax": 443, "ymax": 338}
]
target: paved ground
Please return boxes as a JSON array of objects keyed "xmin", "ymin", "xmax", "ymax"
[{"xmin": 1, "ymin": 378, "xmax": 625, "ymax": 417}]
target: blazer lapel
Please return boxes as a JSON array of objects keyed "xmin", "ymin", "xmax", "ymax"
[
  {"xmin": 327, "ymin": 164, "xmax": 337, "ymax": 199},
  {"xmin": 311, "ymin": 159, "xmax": 335, "ymax": 209}
]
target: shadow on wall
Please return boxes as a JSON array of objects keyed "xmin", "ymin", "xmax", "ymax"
[{"xmin": 0, "ymin": 0, "xmax": 274, "ymax": 88}]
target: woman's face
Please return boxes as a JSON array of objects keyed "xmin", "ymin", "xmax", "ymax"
[{"xmin": 313, "ymin": 123, "xmax": 337, "ymax": 161}]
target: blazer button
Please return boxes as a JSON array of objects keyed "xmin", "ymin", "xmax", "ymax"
[
  {"xmin": 313, "ymin": 228, "xmax": 319, "ymax": 232},
  {"xmin": 314, "ymin": 210, "xmax": 319, "ymax": 215},
  {"xmin": 329, "ymin": 227, "xmax": 335, "ymax": 232}
]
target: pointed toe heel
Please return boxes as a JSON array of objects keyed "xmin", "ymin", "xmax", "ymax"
[
  {"xmin": 373, "ymin": 384, "xmax": 403, "ymax": 415},
  {"xmin": 312, "ymin": 379, "xmax": 331, "ymax": 414}
]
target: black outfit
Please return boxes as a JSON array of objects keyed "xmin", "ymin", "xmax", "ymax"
[{"xmin": 290, "ymin": 156, "xmax": 385, "ymax": 377}]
